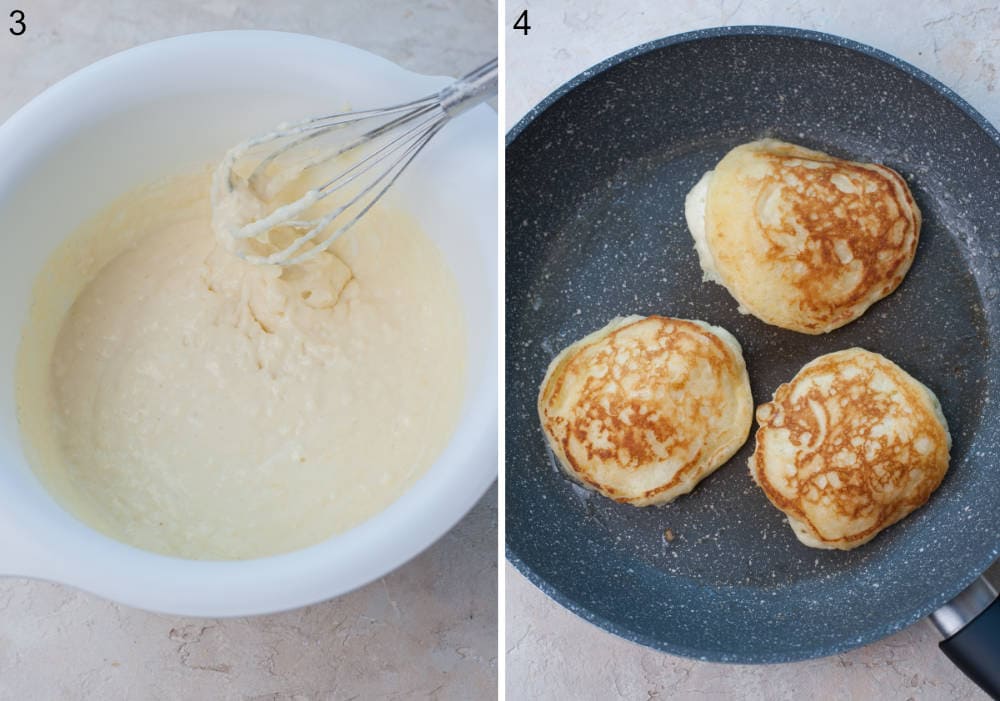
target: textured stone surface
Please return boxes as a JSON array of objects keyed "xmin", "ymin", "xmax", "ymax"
[
  {"xmin": 0, "ymin": 487, "xmax": 496, "ymax": 700},
  {"xmin": 506, "ymin": 0, "xmax": 1000, "ymax": 698},
  {"xmin": 505, "ymin": 0, "xmax": 1000, "ymax": 129},
  {"xmin": 508, "ymin": 563, "xmax": 999, "ymax": 701},
  {"xmin": 0, "ymin": 1, "xmax": 497, "ymax": 699}
]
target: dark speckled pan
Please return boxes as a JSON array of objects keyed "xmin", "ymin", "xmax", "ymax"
[{"xmin": 505, "ymin": 27, "xmax": 1000, "ymax": 662}]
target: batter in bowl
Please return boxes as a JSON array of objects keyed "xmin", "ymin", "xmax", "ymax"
[{"xmin": 16, "ymin": 168, "xmax": 466, "ymax": 559}]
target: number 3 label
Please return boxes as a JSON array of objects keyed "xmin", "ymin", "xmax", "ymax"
[{"xmin": 9, "ymin": 9, "xmax": 25, "ymax": 36}]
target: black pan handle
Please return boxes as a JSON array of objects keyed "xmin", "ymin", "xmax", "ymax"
[{"xmin": 933, "ymin": 576, "xmax": 1000, "ymax": 699}]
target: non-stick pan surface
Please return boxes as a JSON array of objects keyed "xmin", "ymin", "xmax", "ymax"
[{"xmin": 505, "ymin": 27, "xmax": 1000, "ymax": 662}]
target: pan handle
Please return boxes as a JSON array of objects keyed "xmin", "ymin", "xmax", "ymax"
[{"xmin": 932, "ymin": 576, "xmax": 1000, "ymax": 699}]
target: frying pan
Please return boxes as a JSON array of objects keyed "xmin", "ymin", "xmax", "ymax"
[{"xmin": 505, "ymin": 26, "xmax": 1000, "ymax": 681}]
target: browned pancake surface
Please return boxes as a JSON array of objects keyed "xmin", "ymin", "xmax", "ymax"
[
  {"xmin": 539, "ymin": 315, "xmax": 752, "ymax": 506},
  {"xmin": 752, "ymin": 348, "xmax": 950, "ymax": 549},
  {"xmin": 704, "ymin": 140, "xmax": 921, "ymax": 334}
]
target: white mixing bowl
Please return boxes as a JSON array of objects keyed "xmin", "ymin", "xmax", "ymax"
[{"xmin": 0, "ymin": 31, "xmax": 497, "ymax": 616}]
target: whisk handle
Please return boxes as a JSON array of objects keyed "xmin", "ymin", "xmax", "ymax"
[{"xmin": 438, "ymin": 58, "xmax": 498, "ymax": 118}]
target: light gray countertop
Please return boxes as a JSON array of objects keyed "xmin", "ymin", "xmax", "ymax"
[
  {"xmin": 504, "ymin": 1, "xmax": 1000, "ymax": 699},
  {"xmin": 0, "ymin": 1, "xmax": 497, "ymax": 699}
]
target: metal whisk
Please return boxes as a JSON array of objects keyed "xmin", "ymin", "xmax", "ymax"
[{"xmin": 211, "ymin": 58, "xmax": 498, "ymax": 265}]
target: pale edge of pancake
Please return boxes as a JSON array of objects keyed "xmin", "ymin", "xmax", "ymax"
[
  {"xmin": 751, "ymin": 347, "xmax": 951, "ymax": 550},
  {"xmin": 684, "ymin": 172, "xmax": 722, "ymax": 285},
  {"xmin": 684, "ymin": 170, "xmax": 754, "ymax": 316},
  {"xmin": 538, "ymin": 315, "xmax": 750, "ymax": 505}
]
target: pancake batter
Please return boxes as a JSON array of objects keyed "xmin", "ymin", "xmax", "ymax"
[{"xmin": 16, "ymin": 168, "xmax": 466, "ymax": 560}]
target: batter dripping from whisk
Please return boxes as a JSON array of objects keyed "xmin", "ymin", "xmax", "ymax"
[
  {"xmin": 16, "ymin": 167, "xmax": 466, "ymax": 560},
  {"xmin": 209, "ymin": 58, "xmax": 497, "ymax": 265}
]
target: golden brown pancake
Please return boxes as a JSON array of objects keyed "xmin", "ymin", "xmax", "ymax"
[
  {"xmin": 751, "ymin": 348, "xmax": 950, "ymax": 549},
  {"xmin": 685, "ymin": 139, "xmax": 921, "ymax": 334},
  {"xmin": 538, "ymin": 315, "xmax": 753, "ymax": 506}
]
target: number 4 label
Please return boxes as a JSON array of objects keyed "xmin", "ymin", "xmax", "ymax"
[{"xmin": 513, "ymin": 9, "xmax": 530, "ymax": 35}]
